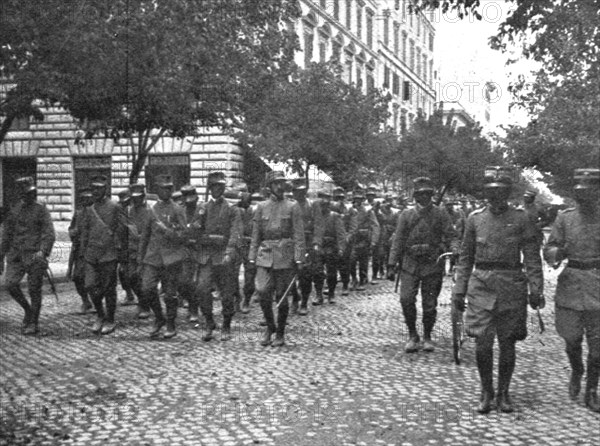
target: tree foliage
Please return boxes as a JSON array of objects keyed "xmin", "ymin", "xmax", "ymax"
[
  {"xmin": 1, "ymin": 0, "xmax": 301, "ymax": 182},
  {"xmin": 396, "ymin": 109, "xmax": 502, "ymax": 197},
  {"xmin": 238, "ymin": 62, "xmax": 392, "ymax": 189}
]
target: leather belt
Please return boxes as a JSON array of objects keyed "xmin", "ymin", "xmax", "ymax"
[
  {"xmin": 568, "ymin": 259, "xmax": 600, "ymax": 270},
  {"xmin": 475, "ymin": 262, "xmax": 522, "ymax": 271}
]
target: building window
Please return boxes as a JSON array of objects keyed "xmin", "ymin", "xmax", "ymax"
[
  {"xmin": 393, "ymin": 106, "xmax": 399, "ymax": 133},
  {"xmin": 334, "ymin": 0, "xmax": 340, "ymax": 20},
  {"xmin": 366, "ymin": 10, "xmax": 374, "ymax": 48},
  {"xmin": 429, "ymin": 60, "xmax": 434, "ymax": 86},
  {"xmin": 8, "ymin": 116, "xmax": 30, "ymax": 131},
  {"xmin": 409, "ymin": 39, "xmax": 415, "ymax": 71},
  {"xmin": 320, "ymin": 0, "xmax": 327, "ymax": 9},
  {"xmin": 304, "ymin": 29, "xmax": 314, "ymax": 67},
  {"xmin": 367, "ymin": 69, "xmax": 375, "ymax": 92},
  {"xmin": 416, "ymin": 47, "xmax": 421, "ymax": 77},
  {"xmin": 422, "ymin": 54, "xmax": 427, "ymax": 83},
  {"xmin": 383, "ymin": 13, "xmax": 389, "ymax": 47},
  {"xmin": 417, "ymin": 14, "xmax": 421, "ymax": 37},
  {"xmin": 332, "ymin": 40, "xmax": 342, "ymax": 63},
  {"xmin": 319, "ymin": 35, "xmax": 329, "ymax": 62},
  {"xmin": 345, "ymin": 52, "xmax": 353, "ymax": 83},
  {"xmin": 403, "ymin": 81, "xmax": 411, "ymax": 101},
  {"xmin": 402, "ymin": 0, "xmax": 407, "ymax": 21},
  {"xmin": 346, "ymin": 0, "xmax": 352, "ymax": 29},
  {"xmin": 356, "ymin": 64, "xmax": 363, "ymax": 89},
  {"xmin": 429, "ymin": 32, "xmax": 434, "ymax": 52},
  {"xmin": 402, "ymin": 32, "xmax": 408, "ymax": 62},
  {"xmin": 392, "ymin": 73, "xmax": 400, "ymax": 95},
  {"xmin": 356, "ymin": 4, "xmax": 362, "ymax": 39},
  {"xmin": 394, "ymin": 22, "xmax": 400, "ymax": 56}
]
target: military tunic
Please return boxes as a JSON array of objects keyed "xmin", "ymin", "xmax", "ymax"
[{"xmin": 349, "ymin": 204, "xmax": 380, "ymax": 285}]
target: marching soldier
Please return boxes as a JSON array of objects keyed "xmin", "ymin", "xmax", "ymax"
[
  {"xmin": 314, "ymin": 189, "xmax": 346, "ymax": 304},
  {"xmin": 544, "ymin": 168, "xmax": 600, "ymax": 413},
  {"xmin": 234, "ymin": 190, "xmax": 258, "ymax": 314},
  {"xmin": 452, "ymin": 167, "xmax": 543, "ymax": 414},
  {"xmin": 127, "ymin": 183, "xmax": 151, "ymax": 319},
  {"xmin": 81, "ymin": 175, "xmax": 128, "ymax": 335},
  {"xmin": 291, "ymin": 178, "xmax": 323, "ymax": 312},
  {"xmin": 349, "ymin": 189, "xmax": 379, "ymax": 291},
  {"xmin": 0, "ymin": 177, "xmax": 55, "ymax": 335},
  {"xmin": 117, "ymin": 189, "xmax": 136, "ymax": 306},
  {"xmin": 523, "ymin": 189, "xmax": 548, "ymax": 246},
  {"xmin": 179, "ymin": 184, "xmax": 203, "ymax": 323},
  {"xmin": 388, "ymin": 177, "xmax": 456, "ymax": 353},
  {"xmin": 138, "ymin": 174, "xmax": 187, "ymax": 339},
  {"xmin": 443, "ymin": 198, "xmax": 466, "ymax": 273},
  {"xmin": 379, "ymin": 197, "xmax": 398, "ymax": 280},
  {"xmin": 67, "ymin": 187, "xmax": 94, "ymax": 314},
  {"xmin": 193, "ymin": 171, "xmax": 241, "ymax": 342},
  {"xmin": 249, "ymin": 171, "xmax": 305, "ymax": 347},
  {"xmin": 332, "ymin": 187, "xmax": 354, "ymax": 296},
  {"xmin": 367, "ymin": 187, "xmax": 385, "ymax": 283}
]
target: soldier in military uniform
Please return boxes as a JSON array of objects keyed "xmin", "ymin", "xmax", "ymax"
[
  {"xmin": 523, "ymin": 189, "xmax": 547, "ymax": 246},
  {"xmin": 443, "ymin": 198, "xmax": 466, "ymax": 274},
  {"xmin": 314, "ymin": 189, "xmax": 346, "ymax": 304},
  {"xmin": 138, "ymin": 175, "xmax": 187, "ymax": 338},
  {"xmin": 388, "ymin": 177, "xmax": 456, "ymax": 353},
  {"xmin": 249, "ymin": 171, "xmax": 305, "ymax": 347},
  {"xmin": 544, "ymin": 168, "xmax": 600, "ymax": 413},
  {"xmin": 127, "ymin": 183, "xmax": 151, "ymax": 319},
  {"xmin": 367, "ymin": 187, "xmax": 385, "ymax": 283},
  {"xmin": 349, "ymin": 189, "xmax": 379, "ymax": 291},
  {"xmin": 332, "ymin": 187, "xmax": 354, "ymax": 296},
  {"xmin": 0, "ymin": 177, "xmax": 55, "ymax": 335},
  {"xmin": 80, "ymin": 175, "xmax": 128, "ymax": 335},
  {"xmin": 179, "ymin": 184, "xmax": 203, "ymax": 323},
  {"xmin": 116, "ymin": 190, "xmax": 136, "ymax": 306},
  {"xmin": 452, "ymin": 167, "xmax": 544, "ymax": 414},
  {"xmin": 290, "ymin": 178, "xmax": 323, "ymax": 313},
  {"xmin": 192, "ymin": 172, "xmax": 241, "ymax": 341},
  {"xmin": 68, "ymin": 187, "xmax": 94, "ymax": 314}
]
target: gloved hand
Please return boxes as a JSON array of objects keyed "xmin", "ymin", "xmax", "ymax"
[
  {"xmin": 529, "ymin": 293, "xmax": 546, "ymax": 310},
  {"xmin": 453, "ymin": 293, "xmax": 466, "ymax": 312}
]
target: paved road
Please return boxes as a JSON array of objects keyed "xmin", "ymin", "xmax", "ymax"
[{"xmin": 0, "ymin": 266, "xmax": 598, "ymax": 445}]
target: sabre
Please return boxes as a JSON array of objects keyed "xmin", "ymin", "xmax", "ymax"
[
  {"xmin": 436, "ymin": 252, "xmax": 454, "ymax": 264},
  {"xmin": 45, "ymin": 267, "xmax": 59, "ymax": 303},
  {"xmin": 537, "ymin": 308, "xmax": 545, "ymax": 334},
  {"xmin": 275, "ymin": 274, "xmax": 298, "ymax": 309}
]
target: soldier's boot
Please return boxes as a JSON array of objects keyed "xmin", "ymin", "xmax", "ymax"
[
  {"xmin": 497, "ymin": 344, "xmax": 516, "ymax": 413},
  {"xmin": 298, "ymin": 293, "xmax": 309, "ymax": 315},
  {"xmin": 187, "ymin": 297, "xmax": 200, "ymax": 324},
  {"xmin": 241, "ymin": 296, "xmax": 251, "ymax": 314},
  {"xmin": 422, "ymin": 322, "xmax": 435, "ymax": 352},
  {"xmin": 202, "ymin": 314, "xmax": 216, "ymax": 342},
  {"xmin": 584, "ymin": 356, "xmax": 600, "ymax": 413},
  {"xmin": 566, "ymin": 343, "xmax": 584, "ymax": 400},
  {"xmin": 312, "ymin": 291, "xmax": 323, "ymax": 307},
  {"xmin": 476, "ymin": 348, "xmax": 494, "ymax": 414},
  {"xmin": 136, "ymin": 304, "xmax": 151, "ymax": 320},
  {"xmin": 101, "ymin": 320, "xmax": 117, "ymax": 335},
  {"xmin": 221, "ymin": 315, "xmax": 233, "ymax": 342},
  {"xmin": 163, "ymin": 298, "xmax": 178, "ymax": 339},
  {"xmin": 23, "ymin": 292, "xmax": 42, "ymax": 336},
  {"xmin": 148, "ymin": 293, "xmax": 166, "ymax": 338},
  {"xmin": 404, "ymin": 333, "xmax": 420, "ymax": 353},
  {"xmin": 9, "ymin": 286, "xmax": 33, "ymax": 333},
  {"xmin": 291, "ymin": 300, "xmax": 299, "ymax": 315},
  {"xmin": 122, "ymin": 290, "xmax": 136, "ymax": 306},
  {"xmin": 260, "ymin": 301, "xmax": 276, "ymax": 347},
  {"xmin": 327, "ymin": 290, "xmax": 335, "ymax": 305},
  {"xmin": 272, "ymin": 309, "xmax": 288, "ymax": 348},
  {"xmin": 342, "ymin": 284, "xmax": 349, "ymax": 296}
]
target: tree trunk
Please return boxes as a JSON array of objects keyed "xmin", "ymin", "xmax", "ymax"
[{"xmin": 128, "ymin": 128, "xmax": 166, "ymax": 184}]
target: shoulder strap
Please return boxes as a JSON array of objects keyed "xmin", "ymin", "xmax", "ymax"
[{"xmin": 91, "ymin": 203, "xmax": 114, "ymax": 236}]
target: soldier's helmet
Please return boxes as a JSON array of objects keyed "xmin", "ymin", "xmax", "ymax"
[
  {"xmin": 15, "ymin": 176, "xmax": 36, "ymax": 193},
  {"xmin": 90, "ymin": 174, "xmax": 108, "ymax": 188},
  {"xmin": 207, "ymin": 171, "xmax": 227, "ymax": 187},
  {"xmin": 265, "ymin": 170, "xmax": 286, "ymax": 185},
  {"xmin": 129, "ymin": 183, "xmax": 146, "ymax": 197},
  {"xmin": 573, "ymin": 168, "xmax": 600, "ymax": 190},
  {"xmin": 291, "ymin": 178, "xmax": 308, "ymax": 191},
  {"xmin": 180, "ymin": 184, "xmax": 198, "ymax": 203},
  {"xmin": 156, "ymin": 174, "xmax": 174, "ymax": 188},
  {"xmin": 483, "ymin": 166, "xmax": 514, "ymax": 188},
  {"xmin": 413, "ymin": 177, "xmax": 435, "ymax": 193},
  {"xmin": 333, "ymin": 187, "xmax": 345, "ymax": 199}
]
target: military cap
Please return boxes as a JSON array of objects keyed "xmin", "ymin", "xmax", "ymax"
[
  {"xmin": 524, "ymin": 189, "xmax": 537, "ymax": 198},
  {"xmin": 156, "ymin": 174, "xmax": 174, "ymax": 187},
  {"xmin": 483, "ymin": 166, "xmax": 513, "ymax": 188},
  {"xmin": 413, "ymin": 177, "xmax": 435, "ymax": 193},
  {"xmin": 230, "ymin": 182, "xmax": 249, "ymax": 193},
  {"xmin": 317, "ymin": 189, "xmax": 333, "ymax": 199},
  {"xmin": 207, "ymin": 171, "xmax": 226, "ymax": 186},
  {"xmin": 172, "ymin": 190, "xmax": 183, "ymax": 201},
  {"xmin": 129, "ymin": 183, "xmax": 146, "ymax": 197},
  {"xmin": 16, "ymin": 176, "xmax": 36, "ymax": 193},
  {"xmin": 117, "ymin": 189, "xmax": 131, "ymax": 203},
  {"xmin": 90, "ymin": 175, "xmax": 108, "ymax": 187},
  {"xmin": 574, "ymin": 168, "xmax": 600, "ymax": 189},
  {"xmin": 180, "ymin": 184, "xmax": 198, "ymax": 203},
  {"xmin": 223, "ymin": 189, "xmax": 241, "ymax": 200},
  {"xmin": 366, "ymin": 185, "xmax": 379, "ymax": 196},
  {"xmin": 353, "ymin": 189, "xmax": 366, "ymax": 199},
  {"xmin": 333, "ymin": 187, "xmax": 345, "ymax": 198},
  {"xmin": 78, "ymin": 186, "xmax": 93, "ymax": 198},
  {"xmin": 251, "ymin": 192, "xmax": 265, "ymax": 202},
  {"xmin": 265, "ymin": 170, "xmax": 287, "ymax": 185},
  {"xmin": 291, "ymin": 178, "xmax": 308, "ymax": 190}
]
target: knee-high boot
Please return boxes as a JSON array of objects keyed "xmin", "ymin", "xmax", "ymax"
[{"xmin": 497, "ymin": 341, "xmax": 516, "ymax": 413}]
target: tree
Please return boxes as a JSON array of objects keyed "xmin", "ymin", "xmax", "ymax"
[
  {"xmin": 1, "ymin": 0, "xmax": 301, "ymax": 182},
  {"xmin": 238, "ymin": 62, "xmax": 392, "ymax": 189},
  {"xmin": 396, "ymin": 108, "xmax": 502, "ymax": 198}
]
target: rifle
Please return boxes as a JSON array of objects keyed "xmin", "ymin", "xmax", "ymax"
[
  {"xmin": 394, "ymin": 263, "xmax": 400, "ymax": 293},
  {"xmin": 276, "ymin": 274, "xmax": 298, "ymax": 309},
  {"xmin": 45, "ymin": 266, "xmax": 59, "ymax": 303}
]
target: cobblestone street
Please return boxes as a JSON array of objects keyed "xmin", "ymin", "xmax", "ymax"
[{"xmin": 1, "ymin": 265, "xmax": 598, "ymax": 445}]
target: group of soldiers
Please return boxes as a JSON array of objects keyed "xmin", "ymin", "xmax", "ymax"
[{"xmin": 1, "ymin": 166, "xmax": 598, "ymax": 415}]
